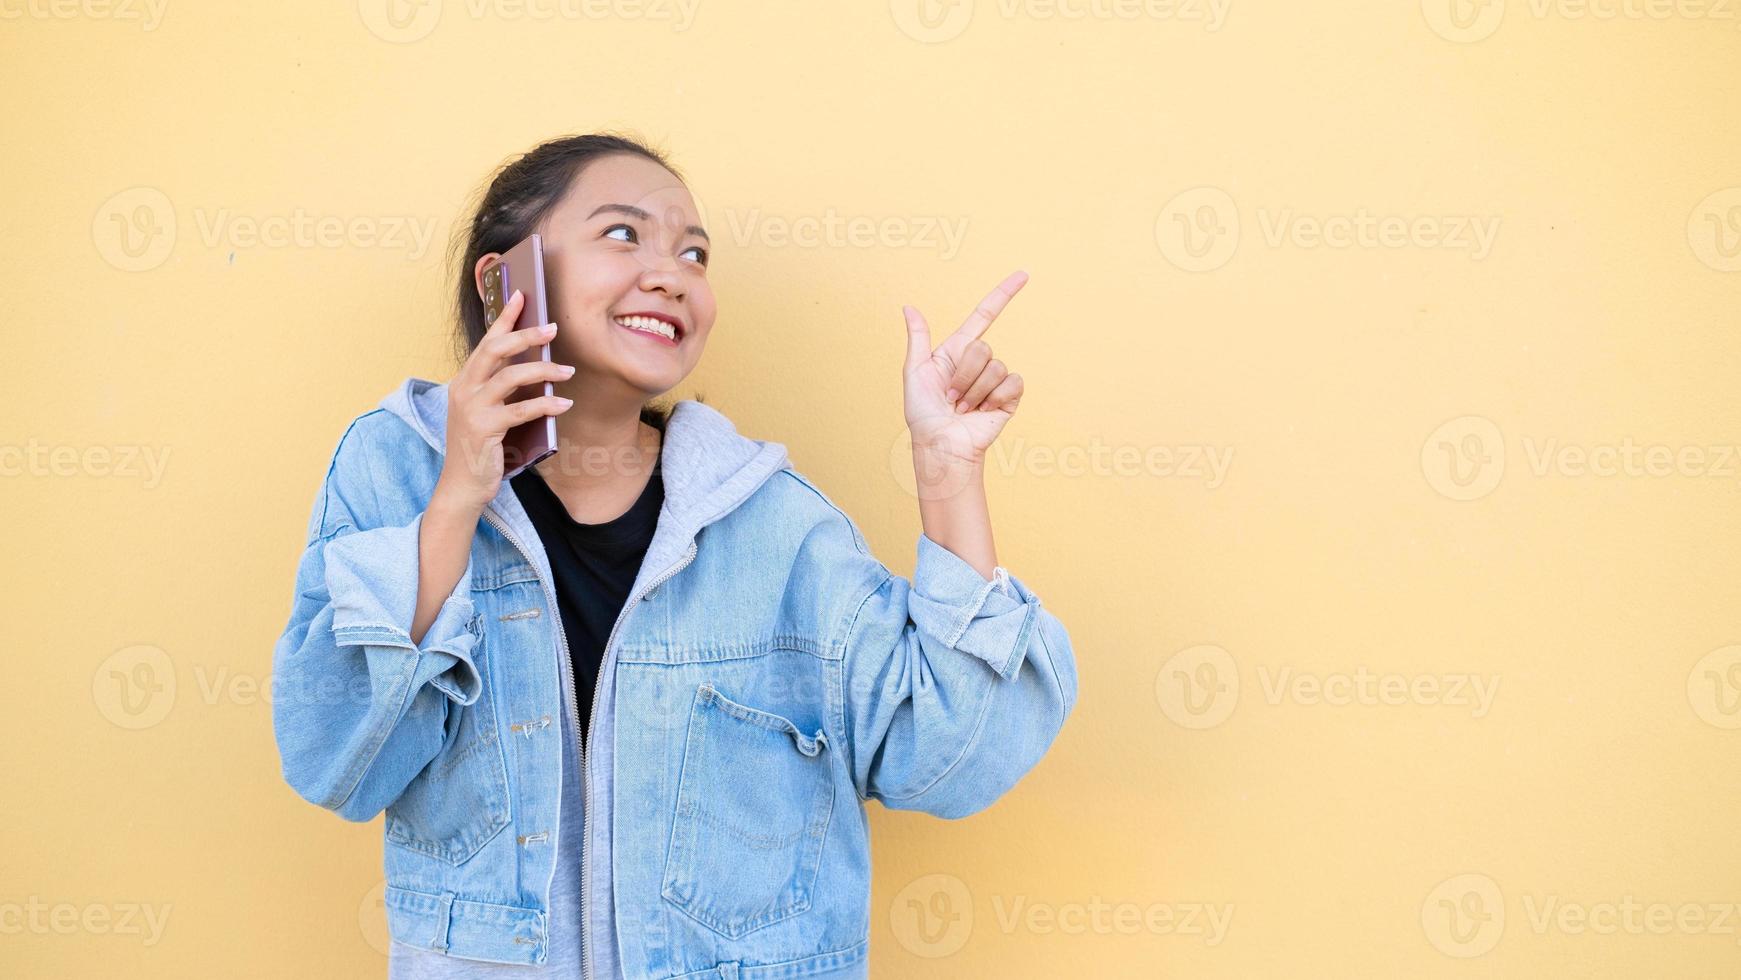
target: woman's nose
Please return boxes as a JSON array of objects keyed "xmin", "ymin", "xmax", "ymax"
[{"xmin": 637, "ymin": 261, "xmax": 684, "ymax": 299}]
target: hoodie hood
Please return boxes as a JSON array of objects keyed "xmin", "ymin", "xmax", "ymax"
[{"xmin": 378, "ymin": 376, "xmax": 791, "ymax": 593}]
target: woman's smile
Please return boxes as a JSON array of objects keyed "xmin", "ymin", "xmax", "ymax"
[{"xmin": 613, "ymin": 311, "xmax": 684, "ymax": 346}]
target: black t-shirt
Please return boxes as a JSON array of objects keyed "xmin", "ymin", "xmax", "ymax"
[{"xmin": 509, "ymin": 455, "xmax": 664, "ymax": 748}]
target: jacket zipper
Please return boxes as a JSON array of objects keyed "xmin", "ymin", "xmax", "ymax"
[
  {"xmin": 482, "ymin": 503, "xmax": 698, "ymax": 980},
  {"xmin": 580, "ymin": 536, "xmax": 696, "ymax": 980}
]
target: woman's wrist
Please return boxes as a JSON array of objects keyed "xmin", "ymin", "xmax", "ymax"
[
  {"xmin": 911, "ymin": 449, "xmax": 998, "ymax": 582},
  {"xmin": 429, "ymin": 476, "xmax": 488, "ymax": 523}
]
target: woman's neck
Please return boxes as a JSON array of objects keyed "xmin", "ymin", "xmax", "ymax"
[{"xmin": 531, "ymin": 393, "xmax": 661, "ymax": 524}]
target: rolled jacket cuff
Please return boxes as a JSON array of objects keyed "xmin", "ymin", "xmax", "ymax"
[
  {"xmin": 909, "ymin": 532, "xmax": 1041, "ymax": 681},
  {"xmin": 322, "ymin": 513, "xmax": 483, "ymax": 705}
]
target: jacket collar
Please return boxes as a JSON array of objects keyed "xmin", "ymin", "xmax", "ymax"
[{"xmin": 377, "ymin": 376, "xmax": 790, "ymax": 589}]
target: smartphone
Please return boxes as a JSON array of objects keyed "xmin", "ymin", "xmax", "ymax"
[{"xmin": 480, "ymin": 233, "xmax": 558, "ymax": 479}]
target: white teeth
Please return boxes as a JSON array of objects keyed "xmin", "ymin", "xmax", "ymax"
[{"xmin": 614, "ymin": 315, "xmax": 677, "ymax": 341}]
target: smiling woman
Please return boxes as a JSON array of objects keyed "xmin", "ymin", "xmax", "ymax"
[
  {"xmin": 270, "ymin": 131, "xmax": 1078, "ymax": 980},
  {"xmin": 447, "ymin": 134, "xmax": 710, "ymax": 429}
]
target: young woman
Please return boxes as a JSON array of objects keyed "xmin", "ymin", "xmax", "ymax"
[{"xmin": 271, "ymin": 133, "xmax": 1079, "ymax": 980}]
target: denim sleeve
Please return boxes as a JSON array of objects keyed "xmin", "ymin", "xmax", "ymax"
[
  {"xmin": 270, "ymin": 422, "xmax": 482, "ymax": 823},
  {"xmin": 840, "ymin": 531, "xmax": 1079, "ymax": 819}
]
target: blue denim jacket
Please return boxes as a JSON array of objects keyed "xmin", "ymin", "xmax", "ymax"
[{"xmin": 271, "ymin": 377, "xmax": 1079, "ymax": 979}]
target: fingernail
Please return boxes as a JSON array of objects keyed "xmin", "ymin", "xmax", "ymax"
[
  {"xmin": 542, "ymin": 323, "xmax": 557, "ymax": 334},
  {"xmin": 556, "ymin": 396, "xmax": 573, "ymax": 406},
  {"xmin": 945, "ymin": 388, "xmax": 959, "ymax": 402},
  {"xmin": 558, "ymin": 363, "xmax": 575, "ymax": 375},
  {"xmin": 955, "ymin": 401, "xmax": 969, "ymax": 414}
]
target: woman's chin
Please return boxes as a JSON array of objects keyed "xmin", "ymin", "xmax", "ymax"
[{"xmin": 611, "ymin": 362, "xmax": 689, "ymax": 399}]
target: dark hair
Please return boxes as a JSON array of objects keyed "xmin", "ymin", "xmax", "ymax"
[{"xmin": 447, "ymin": 132, "xmax": 701, "ymax": 432}]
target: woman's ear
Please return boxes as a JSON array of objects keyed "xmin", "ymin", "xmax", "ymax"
[{"xmin": 472, "ymin": 252, "xmax": 501, "ymax": 302}]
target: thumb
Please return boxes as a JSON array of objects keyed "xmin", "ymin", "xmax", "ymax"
[{"xmin": 901, "ymin": 305, "xmax": 932, "ymax": 374}]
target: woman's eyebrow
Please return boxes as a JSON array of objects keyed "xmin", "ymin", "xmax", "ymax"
[{"xmin": 588, "ymin": 202, "xmax": 709, "ymax": 243}]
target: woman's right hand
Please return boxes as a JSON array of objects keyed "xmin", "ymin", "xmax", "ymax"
[{"xmin": 434, "ymin": 288, "xmax": 576, "ymax": 513}]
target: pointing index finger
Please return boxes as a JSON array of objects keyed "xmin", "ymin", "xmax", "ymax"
[{"xmin": 951, "ymin": 270, "xmax": 1029, "ymax": 345}]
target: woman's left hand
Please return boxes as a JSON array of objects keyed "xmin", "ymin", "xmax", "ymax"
[{"xmin": 901, "ymin": 270, "xmax": 1029, "ymax": 467}]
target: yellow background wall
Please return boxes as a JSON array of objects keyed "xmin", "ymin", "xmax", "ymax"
[{"xmin": 5, "ymin": 1, "xmax": 1739, "ymax": 976}]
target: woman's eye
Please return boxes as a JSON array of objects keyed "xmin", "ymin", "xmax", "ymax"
[{"xmin": 607, "ymin": 222, "xmax": 705, "ymax": 265}]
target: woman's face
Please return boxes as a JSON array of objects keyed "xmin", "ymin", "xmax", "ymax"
[{"xmin": 475, "ymin": 153, "xmax": 713, "ymax": 401}]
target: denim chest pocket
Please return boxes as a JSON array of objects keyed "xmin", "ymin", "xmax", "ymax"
[
  {"xmin": 661, "ymin": 683, "xmax": 835, "ymax": 939},
  {"xmin": 385, "ymin": 609, "xmax": 512, "ymax": 865}
]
